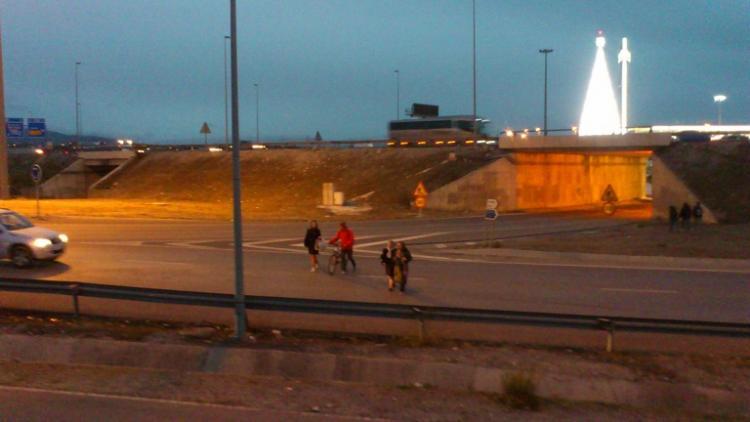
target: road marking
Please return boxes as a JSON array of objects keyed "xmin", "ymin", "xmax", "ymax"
[
  {"xmin": 356, "ymin": 232, "xmax": 452, "ymax": 248},
  {"xmin": 122, "ymin": 259, "xmax": 194, "ymax": 267},
  {"xmin": 600, "ymin": 288, "xmax": 679, "ymax": 294},
  {"xmin": 434, "ymin": 243, "xmax": 447, "ymax": 249},
  {"xmin": 289, "ymin": 234, "xmax": 388, "ymax": 247}
]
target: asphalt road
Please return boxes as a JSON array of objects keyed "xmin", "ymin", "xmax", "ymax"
[{"xmin": 1, "ymin": 211, "xmax": 747, "ymax": 324}]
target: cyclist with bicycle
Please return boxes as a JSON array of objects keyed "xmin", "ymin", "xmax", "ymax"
[{"xmin": 329, "ymin": 222, "xmax": 356, "ymax": 274}]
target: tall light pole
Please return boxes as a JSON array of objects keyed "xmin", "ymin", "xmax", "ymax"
[
  {"xmin": 224, "ymin": 35, "xmax": 230, "ymax": 149},
  {"xmin": 394, "ymin": 69, "xmax": 400, "ymax": 120},
  {"xmin": 472, "ymin": 0, "xmax": 477, "ymax": 140},
  {"xmin": 713, "ymin": 94, "xmax": 727, "ymax": 125},
  {"xmin": 75, "ymin": 61, "xmax": 82, "ymax": 145},
  {"xmin": 229, "ymin": 0, "xmax": 246, "ymax": 340},
  {"xmin": 538, "ymin": 49, "xmax": 553, "ymax": 136},
  {"xmin": 0, "ymin": 25, "xmax": 9, "ymax": 199},
  {"xmin": 254, "ymin": 83, "xmax": 260, "ymax": 143}
]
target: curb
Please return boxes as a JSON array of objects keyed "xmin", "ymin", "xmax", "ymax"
[{"xmin": 0, "ymin": 334, "xmax": 746, "ymax": 414}]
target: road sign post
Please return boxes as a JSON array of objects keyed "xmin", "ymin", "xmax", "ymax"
[
  {"xmin": 484, "ymin": 198, "xmax": 498, "ymax": 246},
  {"xmin": 200, "ymin": 122, "xmax": 211, "ymax": 147},
  {"xmin": 31, "ymin": 164, "xmax": 42, "ymax": 217},
  {"xmin": 413, "ymin": 181, "xmax": 428, "ymax": 217}
]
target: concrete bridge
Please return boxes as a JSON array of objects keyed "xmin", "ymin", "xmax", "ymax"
[
  {"xmin": 426, "ymin": 133, "xmax": 718, "ymax": 222},
  {"xmin": 41, "ymin": 151, "xmax": 136, "ymax": 198}
]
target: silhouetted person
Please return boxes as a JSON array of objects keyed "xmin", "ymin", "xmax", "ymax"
[
  {"xmin": 693, "ymin": 202, "xmax": 703, "ymax": 225},
  {"xmin": 668, "ymin": 206, "xmax": 678, "ymax": 232},
  {"xmin": 679, "ymin": 202, "xmax": 692, "ymax": 230}
]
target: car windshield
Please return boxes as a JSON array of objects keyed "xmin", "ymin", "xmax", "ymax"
[{"xmin": 0, "ymin": 212, "xmax": 34, "ymax": 231}]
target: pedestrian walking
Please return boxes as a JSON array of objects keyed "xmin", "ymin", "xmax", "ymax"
[
  {"xmin": 394, "ymin": 241, "xmax": 413, "ymax": 292},
  {"xmin": 329, "ymin": 222, "xmax": 356, "ymax": 273},
  {"xmin": 669, "ymin": 205, "xmax": 680, "ymax": 232},
  {"xmin": 668, "ymin": 206, "xmax": 678, "ymax": 232},
  {"xmin": 381, "ymin": 241, "xmax": 395, "ymax": 291},
  {"xmin": 303, "ymin": 220, "xmax": 321, "ymax": 272},
  {"xmin": 692, "ymin": 202, "xmax": 703, "ymax": 225},
  {"xmin": 679, "ymin": 202, "xmax": 692, "ymax": 230}
]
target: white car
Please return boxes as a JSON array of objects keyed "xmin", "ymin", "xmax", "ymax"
[{"xmin": 0, "ymin": 209, "xmax": 68, "ymax": 268}]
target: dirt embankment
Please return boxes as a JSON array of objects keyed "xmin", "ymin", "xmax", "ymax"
[
  {"xmin": 657, "ymin": 142, "xmax": 750, "ymax": 223},
  {"xmin": 92, "ymin": 148, "xmax": 498, "ymax": 219}
]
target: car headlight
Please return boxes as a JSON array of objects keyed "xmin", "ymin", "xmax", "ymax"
[
  {"xmin": 32, "ymin": 238, "xmax": 52, "ymax": 248},
  {"xmin": 59, "ymin": 234, "xmax": 69, "ymax": 243}
]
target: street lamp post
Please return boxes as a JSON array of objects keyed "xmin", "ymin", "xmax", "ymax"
[
  {"xmin": 394, "ymin": 69, "xmax": 400, "ymax": 120},
  {"xmin": 224, "ymin": 36, "xmax": 230, "ymax": 149},
  {"xmin": 254, "ymin": 83, "xmax": 260, "ymax": 143},
  {"xmin": 713, "ymin": 94, "xmax": 727, "ymax": 125},
  {"xmin": 75, "ymin": 61, "xmax": 82, "ymax": 145},
  {"xmin": 539, "ymin": 49, "xmax": 553, "ymax": 136},
  {"xmin": 229, "ymin": 0, "xmax": 246, "ymax": 340}
]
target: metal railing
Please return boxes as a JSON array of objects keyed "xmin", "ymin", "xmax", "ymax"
[{"xmin": 1, "ymin": 278, "xmax": 748, "ymax": 350}]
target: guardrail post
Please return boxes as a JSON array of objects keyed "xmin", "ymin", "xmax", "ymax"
[
  {"xmin": 412, "ymin": 307, "xmax": 426, "ymax": 343},
  {"xmin": 70, "ymin": 284, "xmax": 81, "ymax": 318},
  {"xmin": 597, "ymin": 318, "xmax": 614, "ymax": 352}
]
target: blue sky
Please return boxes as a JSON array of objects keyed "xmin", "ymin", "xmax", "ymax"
[{"xmin": 1, "ymin": 0, "xmax": 748, "ymax": 142}]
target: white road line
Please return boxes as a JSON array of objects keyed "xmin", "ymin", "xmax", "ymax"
[
  {"xmin": 600, "ymin": 288, "xmax": 679, "ymax": 294},
  {"xmin": 289, "ymin": 234, "xmax": 388, "ymax": 247},
  {"xmin": 356, "ymin": 232, "xmax": 452, "ymax": 248},
  {"xmin": 122, "ymin": 259, "xmax": 194, "ymax": 267}
]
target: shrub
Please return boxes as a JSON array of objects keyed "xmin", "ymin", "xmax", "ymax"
[{"xmin": 501, "ymin": 372, "xmax": 539, "ymax": 411}]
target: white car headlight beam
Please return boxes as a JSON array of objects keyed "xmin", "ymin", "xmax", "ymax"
[{"xmin": 32, "ymin": 238, "xmax": 52, "ymax": 248}]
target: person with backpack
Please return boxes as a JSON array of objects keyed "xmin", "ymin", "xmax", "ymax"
[{"xmin": 303, "ymin": 220, "xmax": 322, "ymax": 272}]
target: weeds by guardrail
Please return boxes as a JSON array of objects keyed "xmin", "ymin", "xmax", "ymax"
[{"xmin": 1, "ymin": 278, "xmax": 748, "ymax": 351}]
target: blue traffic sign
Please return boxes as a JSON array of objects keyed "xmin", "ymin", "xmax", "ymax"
[
  {"xmin": 26, "ymin": 118, "xmax": 46, "ymax": 138},
  {"xmin": 485, "ymin": 209, "xmax": 498, "ymax": 220},
  {"xmin": 6, "ymin": 118, "xmax": 24, "ymax": 138}
]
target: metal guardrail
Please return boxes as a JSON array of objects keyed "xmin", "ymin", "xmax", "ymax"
[{"xmin": 1, "ymin": 278, "xmax": 748, "ymax": 348}]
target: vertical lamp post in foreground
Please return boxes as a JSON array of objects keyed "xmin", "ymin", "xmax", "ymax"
[
  {"xmin": 224, "ymin": 35, "xmax": 230, "ymax": 149},
  {"xmin": 472, "ymin": 0, "xmax": 477, "ymax": 141},
  {"xmin": 538, "ymin": 48, "xmax": 553, "ymax": 136},
  {"xmin": 713, "ymin": 94, "xmax": 727, "ymax": 125},
  {"xmin": 230, "ymin": 0, "xmax": 246, "ymax": 339},
  {"xmin": 0, "ymin": 25, "xmax": 9, "ymax": 199}
]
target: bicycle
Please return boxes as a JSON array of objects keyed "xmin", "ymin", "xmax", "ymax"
[{"xmin": 327, "ymin": 244, "xmax": 342, "ymax": 275}]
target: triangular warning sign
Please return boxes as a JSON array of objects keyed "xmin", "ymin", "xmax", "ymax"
[
  {"xmin": 601, "ymin": 184, "xmax": 618, "ymax": 202},
  {"xmin": 200, "ymin": 122, "xmax": 211, "ymax": 134},
  {"xmin": 414, "ymin": 181, "xmax": 428, "ymax": 197}
]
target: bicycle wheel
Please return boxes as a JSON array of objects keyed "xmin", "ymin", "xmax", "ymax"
[{"xmin": 327, "ymin": 254, "xmax": 338, "ymax": 275}]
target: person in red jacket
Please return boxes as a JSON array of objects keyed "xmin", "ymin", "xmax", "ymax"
[{"xmin": 329, "ymin": 221, "xmax": 356, "ymax": 273}]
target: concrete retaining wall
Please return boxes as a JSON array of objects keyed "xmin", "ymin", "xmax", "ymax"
[{"xmin": 651, "ymin": 155, "xmax": 719, "ymax": 223}]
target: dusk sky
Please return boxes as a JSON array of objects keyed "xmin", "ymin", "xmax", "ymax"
[{"xmin": 1, "ymin": 0, "xmax": 748, "ymax": 143}]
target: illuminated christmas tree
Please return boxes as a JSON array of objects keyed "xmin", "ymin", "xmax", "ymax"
[{"xmin": 579, "ymin": 31, "xmax": 621, "ymax": 136}]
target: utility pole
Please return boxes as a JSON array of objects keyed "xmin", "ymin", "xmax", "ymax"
[
  {"xmin": 0, "ymin": 26, "xmax": 9, "ymax": 199},
  {"xmin": 75, "ymin": 61, "xmax": 81, "ymax": 146},
  {"xmin": 224, "ymin": 35, "xmax": 230, "ymax": 149},
  {"xmin": 539, "ymin": 49, "xmax": 553, "ymax": 136},
  {"xmin": 230, "ymin": 0, "xmax": 246, "ymax": 340}
]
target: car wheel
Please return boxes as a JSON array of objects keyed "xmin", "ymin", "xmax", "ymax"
[{"xmin": 11, "ymin": 246, "xmax": 34, "ymax": 268}]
